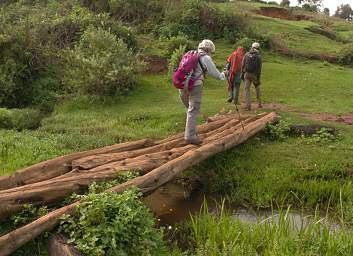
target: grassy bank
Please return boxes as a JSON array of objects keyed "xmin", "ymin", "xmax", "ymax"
[{"xmin": 171, "ymin": 203, "xmax": 353, "ymax": 255}]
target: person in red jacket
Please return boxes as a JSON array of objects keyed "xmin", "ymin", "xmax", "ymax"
[{"xmin": 225, "ymin": 46, "xmax": 245, "ymax": 104}]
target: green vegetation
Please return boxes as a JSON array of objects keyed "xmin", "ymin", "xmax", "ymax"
[
  {"xmin": 175, "ymin": 202, "xmax": 353, "ymax": 255},
  {"xmin": 1, "ymin": 0, "xmax": 353, "ymax": 255},
  {"xmin": 60, "ymin": 188, "xmax": 166, "ymax": 256},
  {"xmin": 64, "ymin": 26, "xmax": 144, "ymax": 95},
  {"xmin": 0, "ymin": 108, "xmax": 42, "ymax": 130}
]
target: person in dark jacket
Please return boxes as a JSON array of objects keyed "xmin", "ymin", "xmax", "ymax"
[{"xmin": 241, "ymin": 42, "xmax": 262, "ymax": 111}]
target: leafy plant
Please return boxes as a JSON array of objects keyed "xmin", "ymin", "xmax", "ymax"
[
  {"xmin": 159, "ymin": 0, "xmax": 247, "ymax": 42},
  {"xmin": 0, "ymin": 108, "xmax": 42, "ymax": 130},
  {"xmin": 11, "ymin": 204, "xmax": 49, "ymax": 227},
  {"xmin": 303, "ymin": 127, "xmax": 336, "ymax": 144},
  {"xmin": 168, "ymin": 45, "xmax": 187, "ymax": 83},
  {"xmin": 59, "ymin": 188, "xmax": 167, "ymax": 256},
  {"xmin": 80, "ymin": 0, "xmax": 164, "ymax": 29},
  {"xmin": 63, "ymin": 26, "xmax": 145, "ymax": 96},
  {"xmin": 265, "ymin": 120, "xmax": 291, "ymax": 141},
  {"xmin": 338, "ymin": 43, "xmax": 353, "ymax": 66},
  {"xmin": 165, "ymin": 34, "xmax": 194, "ymax": 57}
]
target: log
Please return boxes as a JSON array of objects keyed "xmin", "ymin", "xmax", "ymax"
[
  {"xmin": 0, "ymin": 115, "xmax": 259, "ymax": 220},
  {"xmin": 1, "ymin": 116, "xmax": 243, "ymax": 218},
  {"xmin": 0, "ymin": 113, "xmax": 235, "ymax": 191},
  {"xmin": 48, "ymin": 234, "xmax": 82, "ymax": 256},
  {"xmin": 0, "ymin": 112, "xmax": 277, "ymax": 256},
  {"xmin": 72, "ymin": 116, "xmax": 249, "ymax": 170},
  {"xmin": 0, "ymin": 145, "xmax": 197, "ymax": 220},
  {"xmin": 108, "ymin": 112, "xmax": 278, "ymax": 194},
  {"xmin": 0, "ymin": 139, "xmax": 154, "ymax": 191}
]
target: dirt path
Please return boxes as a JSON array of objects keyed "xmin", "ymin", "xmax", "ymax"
[
  {"xmin": 246, "ymin": 102, "xmax": 353, "ymax": 125},
  {"xmin": 264, "ymin": 103, "xmax": 353, "ymax": 125}
]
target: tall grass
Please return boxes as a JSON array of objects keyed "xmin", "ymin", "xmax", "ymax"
[{"xmin": 185, "ymin": 201, "xmax": 353, "ymax": 255}]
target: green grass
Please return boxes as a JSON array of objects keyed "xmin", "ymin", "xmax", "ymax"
[
  {"xmin": 215, "ymin": 1, "xmax": 353, "ymax": 55},
  {"xmin": 195, "ymin": 114, "xmax": 353, "ymax": 215},
  {"xmin": 172, "ymin": 202, "xmax": 353, "ymax": 255},
  {"xmin": 1, "ymin": 49, "xmax": 353, "ymax": 175}
]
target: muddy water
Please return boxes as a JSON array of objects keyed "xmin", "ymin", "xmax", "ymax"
[{"xmin": 143, "ymin": 182, "xmax": 339, "ymax": 230}]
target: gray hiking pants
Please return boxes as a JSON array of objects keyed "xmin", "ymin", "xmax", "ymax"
[
  {"xmin": 244, "ymin": 72, "xmax": 261, "ymax": 110},
  {"xmin": 179, "ymin": 83, "xmax": 202, "ymax": 140}
]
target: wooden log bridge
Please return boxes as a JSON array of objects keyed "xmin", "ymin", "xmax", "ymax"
[{"xmin": 0, "ymin": 112, "xmax": 278, "ymax": 256}]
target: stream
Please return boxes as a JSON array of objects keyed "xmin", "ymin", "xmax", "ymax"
[{"xmin": 143, "ymin": 181, "xmax": 340, "ymax": 230}]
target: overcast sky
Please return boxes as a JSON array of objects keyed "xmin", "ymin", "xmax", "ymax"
[{"xmin": 270, "ymin": 0, "xmax": 353, "ymax": 14}]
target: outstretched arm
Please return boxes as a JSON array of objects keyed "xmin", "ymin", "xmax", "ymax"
[{"xmin": 200, "ymin": 55, "xmax": 225, "ymax": 80}]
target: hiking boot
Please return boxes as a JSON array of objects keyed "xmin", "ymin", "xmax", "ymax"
[
  {"xmin": 227, "ymin": 97, "xmax": 233, "ymax": 103},
  {"xmin": 185, "ymin": 137, "xmax": 203, "ymax": 145}
]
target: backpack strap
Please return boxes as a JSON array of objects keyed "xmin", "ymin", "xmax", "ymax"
[{"xmin": 198, "ymin": 53, "xmax": 207, "ymax": 74}]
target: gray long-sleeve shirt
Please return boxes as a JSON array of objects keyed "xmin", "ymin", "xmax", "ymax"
[{"xmin": 193, "ymin": 49, "xmax": 225, "ymax": 84}]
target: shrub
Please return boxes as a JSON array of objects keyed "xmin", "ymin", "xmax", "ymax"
[
  {"xmin": 0, "ymin": 2, "xmax": 140, "ymax": 108},
  {"xmin": 80, "ymin": 0, "xmax": 164, "ymax": 29},
  {"xmin": 302, "ymin": 128, "xmax": 336, "ymax": 144},
  {"xmin": 0, "ymin": 108, "xmax": 12, "ymax": 129},
  {"xmin": 0, "ymin": 108, "xmax": 42, "ymax": 130},
  {"xmin": 168, "ymin": 45, "xmax": 187, "ymax": 82},
  {"xmin": 0, "ymin": 3, "xmax": 92, "ymax": 108},
  {"xmin": 338, "ymin": 43, "xmax": 353, "ymax": 66},
  {"xmin": 165, "ymin": 35, "xmax": 194, "ymax": 57},
  {"xmin": 64, "ymin": 27, "xmax": 144, "ymax": 96},
  {"xmin": 265, "ymin": 120, "xmax": 291, "ymax": 141},
  {"xmin": 105, "ymin": 21, "xmax": 138, "ymax": 50},
  {"xmin": 160, "ymin": 0, "xmax": 247, "ymax": 43},
  {"xmin": 59, "ymin": 188, "xmax": 166, "ymax": 256}
]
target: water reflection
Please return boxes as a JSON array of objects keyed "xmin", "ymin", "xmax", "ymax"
[{"xmin": 143, "ymin": 181, "xmax": 340, "ymax": 231}]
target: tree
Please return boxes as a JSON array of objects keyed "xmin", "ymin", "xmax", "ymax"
[
  {"xmin": 323, "ymin": 7, "xmax": 330, "ymax": 16},
  {"xmin": 280, "ymin": 0, "xmax": 290, "ymax": 7},
  {"xmin": 297, "ymin": 0, "xmax": 322, "ymax": 12},
  {"xmin": 334, "ymin": 4, "xmax": 353, "ymax": 21}
]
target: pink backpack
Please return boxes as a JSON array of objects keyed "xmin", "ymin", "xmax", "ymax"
[{"xmin": 172, "ymin": 50, "xmax": 205, "ymax": 90}]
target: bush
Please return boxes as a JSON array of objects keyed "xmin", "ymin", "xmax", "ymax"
[
  {"xmin": 0, "ymin": 108, "xmax": 12, "ymax": 129},
  {"xmin": 0, "ymin": 108, "xmax": 42, "ymax": 130},
  {"xmin": 64, "ymin": 27, "xmax": 144, "ymax": 96},
  {"xmin": 80, "ymin": 0, "xmax": 164, "ymax": 29},
  {"xmin": 165, "ymin": 35, "xmax": 194, "ymax": 57},
  {"xmin": 105, "ymin": 21, "xmax": 138, "ymax": 50},
  {"xmin": 265, "ymin": 120, "xmax": 291, "ymax": 141},
  {"xmin": 237, "ymin": 33, "xmax": 271, "ymax": 51},
  {"xmin": 0, "ymin": 2, "xmax": 140, "ymax": 108},
  {"xmin": 0, "ymin": 3, "xmax": 92, "ymax": 108},
  {"xmin": 59, "ymin": 188, "xmax": 166, "ymax": 256},
  {"xmin": 160, "ymin": 0, "xmax": 247, "ymax": 43},
  {"xmin": 338, "ymin": 43, "xmax": 353, "ymax": 66},
  {"xmin": 168, "ymin": 45, "xmax": 187, "ymax": 82}
]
